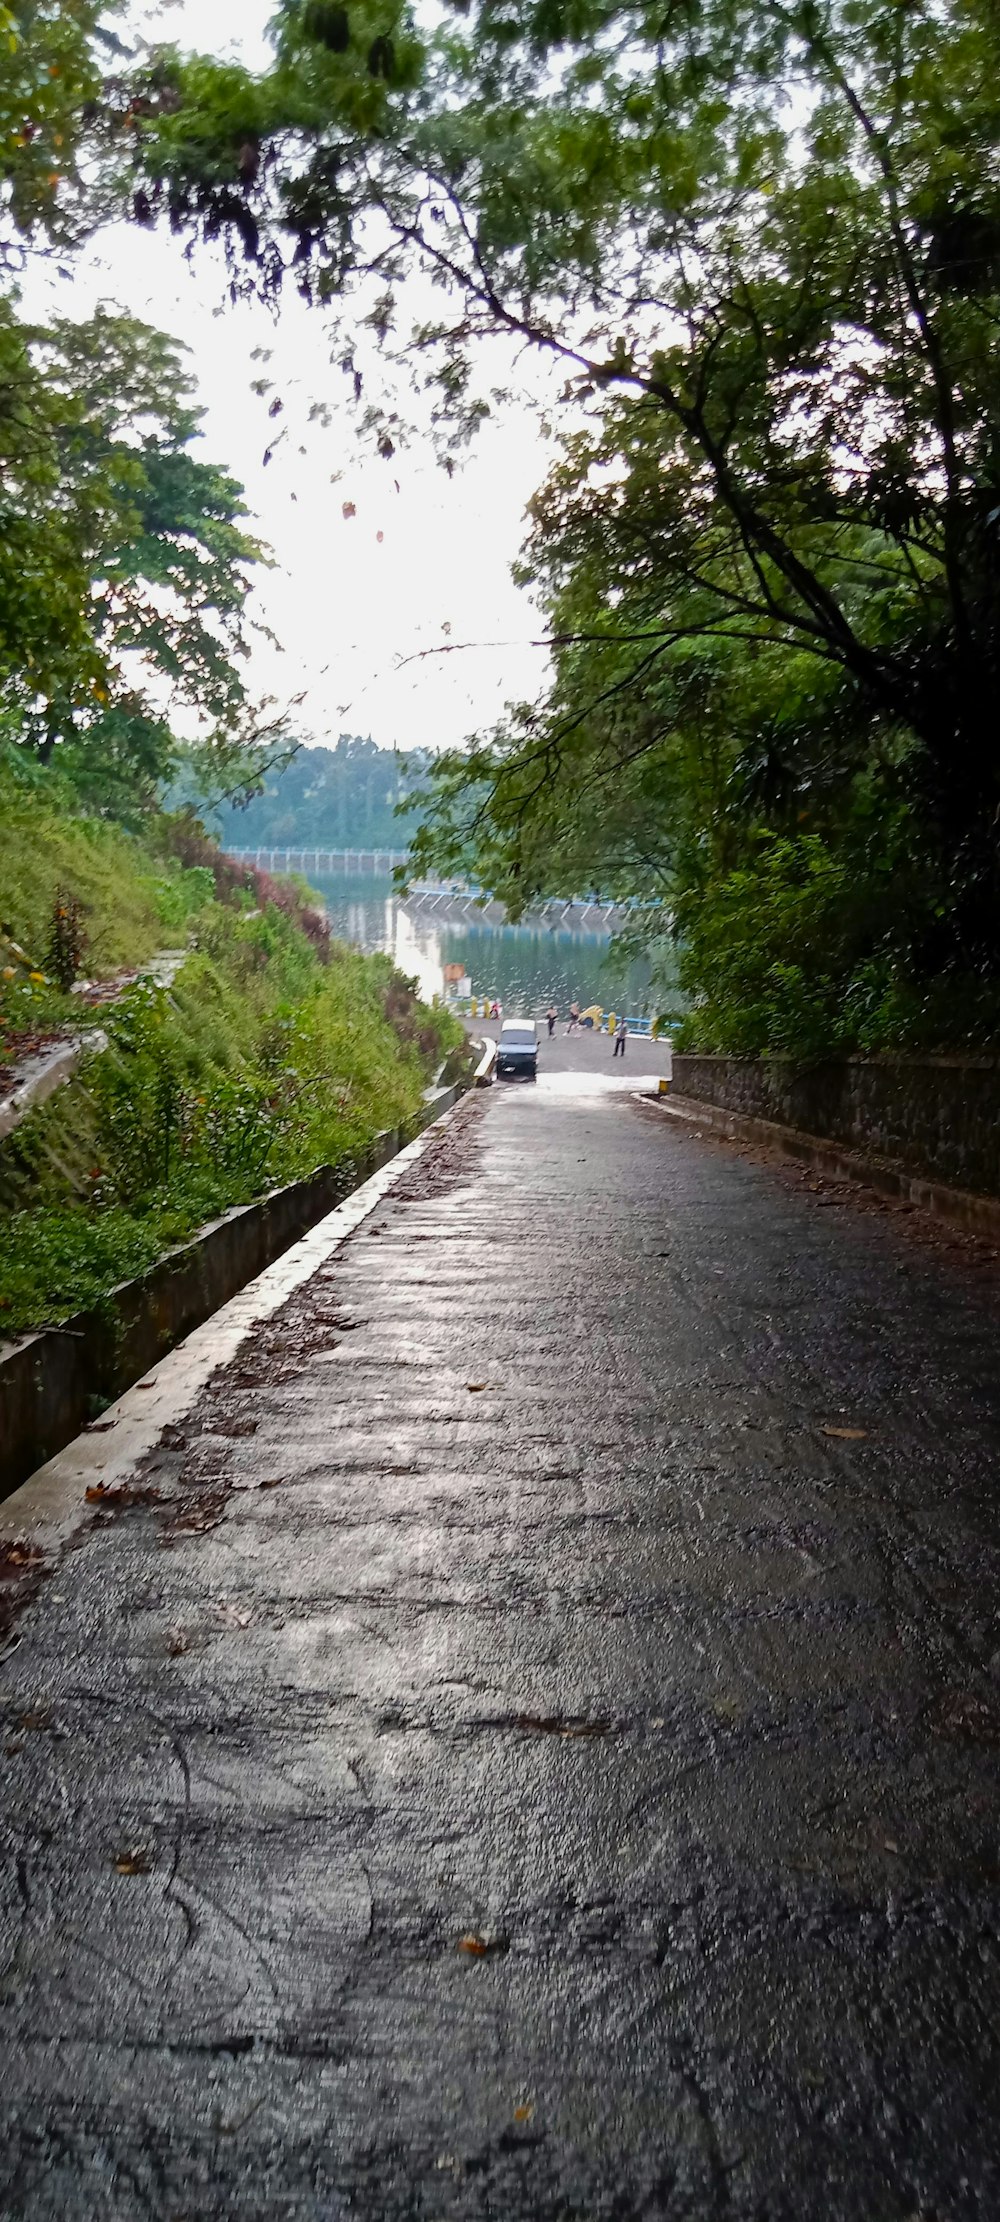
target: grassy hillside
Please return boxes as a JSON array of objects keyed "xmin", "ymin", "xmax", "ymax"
[
  {"xmin": 0, "ymin": 767, "xmax": 207, "ymax": 976},
  {"xmin": 0, "ymin": 766, "xmax": 460, "ymax": 1333}
]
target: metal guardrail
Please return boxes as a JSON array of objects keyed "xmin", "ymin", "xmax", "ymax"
[{"xmin": 227, "ymin": 848, "xmax": 410, "ymax": 876}]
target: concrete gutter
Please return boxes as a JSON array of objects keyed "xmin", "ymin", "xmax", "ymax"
[
  {"xmin": 0, "ymin": 949, "xmax": 187, "ymax": 1146},
  {"xmin": 0, "ymin": 1033, "xmax": 107, "ymax": 1144},
  {"xmin": 0, "ymin": 1081, "xmax": 461, "ymax": 1505},
  {"xmin": 648, "ymin": 1088, "xmax": 1000, "ymax": 1244},
  {"xmin": 0, "ymin": 1093, "xmax": 466, "ymax": 1558}
]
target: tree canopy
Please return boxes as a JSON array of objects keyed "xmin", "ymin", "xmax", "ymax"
[
  {"xmin": 0, "ymin": 7, "xmax": 295, "ymax": 818},
  {"xmin": 7, "ymin": 0, "xmax": 1000, "ymax": 1040},
  {"xmin": 0, "ymin": 302, "xmax": 274, "ymax": 812},
  {"xmin": 110, "ymin": 0, "xmax": 1000, "ymax": 1023}
]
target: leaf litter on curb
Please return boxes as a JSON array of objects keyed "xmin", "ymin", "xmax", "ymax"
[
  {"xmin": 822, "ymin": 1425, "xmax": 868, "ymax": 1441},
  {"xmin": 0, "ymin": 1544, "xmax": 44, "ymax": 1577},
  {"xmin": 159, "ymin": 1490, "xmax": 229, "ymax": 1540},
  {"xmin": 86, "ymin": 1480, "xmax": 164, "ymax": 1508}
]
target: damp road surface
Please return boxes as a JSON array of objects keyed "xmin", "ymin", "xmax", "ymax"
[{"xmin": 2, "ymin": 1079, "xmax": 1000, "ymax": 2219}]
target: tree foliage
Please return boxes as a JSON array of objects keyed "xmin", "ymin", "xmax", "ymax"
[
  {"xmin": 0, "ymin": 0, "xmax": 128, "ymax": 252},
  {"xmin": 0, "ymin": 9, "xmax": 292, "ymax": 817},
  {"xmin": 0, "ymin": 300, "xmax": 278, "ymax": 812},
  {"xmin": 9, "ymin": 0, "xmax": 1000, "ymax": 1041},
  {"xmin": 210, "ymin": 734, "xmax": 426, "ymax": 850}
]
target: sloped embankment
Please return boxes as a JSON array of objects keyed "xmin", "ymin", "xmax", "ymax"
[{"xmin": 1, "ymin": 786, "xmax": 459, "ymax": 1338}]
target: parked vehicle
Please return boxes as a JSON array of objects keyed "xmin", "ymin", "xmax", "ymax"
[{"xmin": 496, "ymin": 1019, "xmax": 539, "ymax": 1079}]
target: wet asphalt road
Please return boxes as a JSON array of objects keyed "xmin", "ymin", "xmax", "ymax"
[
  {"xmin": 2, "ymin": 1080, "xmax": 1000, "ymax": 2218},
  {"xmin": 473, "ymin": 1016, "xmax": 674, "ymax": 1081}
]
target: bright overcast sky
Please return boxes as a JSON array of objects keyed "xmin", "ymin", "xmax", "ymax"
[{"xmin": 33, "ymin": 0, "xmax": 557, "ymax": 754}]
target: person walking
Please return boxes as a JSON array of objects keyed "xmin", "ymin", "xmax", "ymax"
[
  {"xmin": 566, "ymin": 1001, "xmax": 581, "ymax": 1035},
  {"xmin": 546, "ymin": 1005, "xmax": 558, "ymax": 1037},
  {"xmin": 613, "ymin": 1014, "xmax": 629, "ymax": 1058}
]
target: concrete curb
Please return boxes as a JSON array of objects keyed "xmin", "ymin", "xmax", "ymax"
[
  {"xmin": 0, "ymin": 1082, "xmax": 461, "ymax": 1506},
  {"xmin": 0, "ymin": 1091, "xmax": 469, "ymax": 1556},
  {"xmin": 473, "ymin": 1037, "xmax": 497, "ymax": 1086},
  {"xmin": 648, "ymin": 1090, "xmax": 1000, "ymax": 1243}
]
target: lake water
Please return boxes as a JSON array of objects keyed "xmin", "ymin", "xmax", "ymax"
[{"xmin": 312, "ymin": 873, "xmax": 656, "ymax": 1015}]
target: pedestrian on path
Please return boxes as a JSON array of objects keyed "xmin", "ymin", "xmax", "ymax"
[
  {"xmin": 546, "ymin": 1005, "xmax": 558, "ymax": 1037},
  {"xmin": 567, "ymin": 1000, "xmax": 581, "ymax": 1035},
  {"xmin": 613, "ymin": 1015, "xmax": 628, "ymax": 1057}
]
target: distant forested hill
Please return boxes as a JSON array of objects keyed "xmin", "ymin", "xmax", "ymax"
[{"xmin": 211, "ymin": 737, "xmax": 427, "ymax": 852}]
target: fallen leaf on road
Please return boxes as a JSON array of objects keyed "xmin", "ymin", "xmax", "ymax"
[
  {"xmin": 467, "ymin": 1382, "xmax": 493, "ymax": 1393},
  {"xmin": 258, "ymin": 1476, "xmax": 286, "ymax": 1491},
  {"xmin": 216, "ymin": 1603, "xmax": 252, "ymax": 1628},
  {"xmin": 114, "ymin": 1848, "xmax": 154, "ymax": 1875},
  {"xmin": 162, "ymin": 1492, "xmax": 228, "ymax": 1536},
  {"xmin": 513, "ymin": 2103, "xmax": 534, "ymax": 2122},
  {"xmin": 0, "ymin": 1543, "xmax": 43, "ymax": 1575},
  {"xmin": 822, "ymin": 1425, "xmax": 868, "ymax": 1441},
  {"xmin": 83, "ymin": 1417, "xmax": 118, "ymax": 1433},
  {"xmin": 86, "ymin": 1481, "xmax": 163, "ymax": 1507},
  {"xmin": 458, "ymin": 1932, "xmax": 509, "ymax": 1958},
  {"xmin": 166, "ymin": 1629, "xmax": 191, "ymax": 1656}
]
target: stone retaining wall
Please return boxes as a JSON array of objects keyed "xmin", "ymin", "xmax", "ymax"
[{"xmin": 671, "ymin": 1055, "xmax": 1000, "ymax": 1199}]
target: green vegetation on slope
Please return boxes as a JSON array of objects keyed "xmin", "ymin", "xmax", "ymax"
[
  {"xmin": 0, "ymin": 763, "xmax": 210, "ymax": 975},
  {"xmin": 0, "ymin": 772, "xmax": 459, "ymax": 1333}
]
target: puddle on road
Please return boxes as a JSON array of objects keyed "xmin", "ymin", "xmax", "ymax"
[{"xmin": 509, "ymin": 1071, "xmax": 665, "ymax": 1097}]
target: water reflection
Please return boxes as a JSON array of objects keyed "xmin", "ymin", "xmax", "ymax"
[{"xmin": 313, "ymin": 874, "xmax": 653, "ymax": 1012}]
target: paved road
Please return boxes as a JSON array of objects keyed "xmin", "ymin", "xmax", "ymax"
[
  {"xmin": 471, "ymin": 1013, "xmax": 674, "ymax": 1083},
  {"xmin": 2, "ymin": 1079, "xmax": 1000, "ymax": 2218}
]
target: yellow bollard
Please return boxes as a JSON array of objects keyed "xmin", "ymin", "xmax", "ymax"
[{"xmin": 658, "ymin": 1076, "xmax": 670, "ymax": 1095}]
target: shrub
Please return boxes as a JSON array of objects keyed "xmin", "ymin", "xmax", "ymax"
[
  {"xmin": 0, "ymin": 937, "xmax": 462, "ymax": 1329},
  {"xmin": 45, "ymin": 889, "xmax": 89, "ymax": 991}
]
